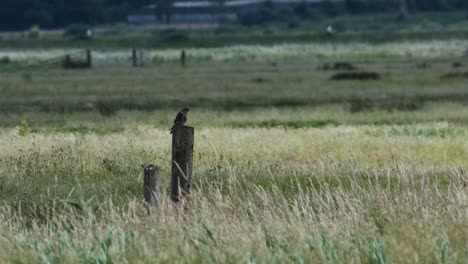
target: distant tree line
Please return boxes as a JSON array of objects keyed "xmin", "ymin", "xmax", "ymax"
[
  {"xmin": 0, "ymin": 0, "xmax": 150, "ymax": 30},
  {"xmin": 0, "ymin": 0, "xmax": 467, "ymax": 30},
  {"xmin": 240, "ymin": 0, "xmax": 468, "ymax": 26},
  {"xmin": 344, "ymin": 0, "xmax": 468, "ymax": 14}
]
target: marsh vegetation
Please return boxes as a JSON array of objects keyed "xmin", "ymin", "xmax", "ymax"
[{"xmin": 1, "ymin": 37, "xmax": 468, "ymax": 263}]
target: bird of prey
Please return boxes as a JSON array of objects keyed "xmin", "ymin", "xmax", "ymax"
[{"xmin": 170, "ymin": 107, "xmax": 189, "ymax": 134}]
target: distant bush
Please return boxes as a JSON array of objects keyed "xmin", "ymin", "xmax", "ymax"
[
  {"xmin": 239, "ymin": 4, "xmax": 298, "ymax": 26},
  {"xmin": 18, "ymin": 120, "xmax": 31, "ymax": 136},
  {"xmin": 330, "ymin": 21, "xmax": 347, "ymax": 32},
  {"xmin": 287, "ymin": 19, "xmax": 300, "ymax": 29},
  {"xmin": 160, "ymin": 29, "xmax": 190, "ymax": 42},
  {"xmin": 0, "ymin": 56, "xmax": 11, "ymax": 64},
  {"xmin": 64, "ymin": 24, "xmax": 92, "ymax": 39},
  {"xmin": 320, "ymin": 0, "xmax": 340, "ymax": 16},
  {"xmin": 239, "ymin": 9, "xmax": 271, "ymax": 26},
  {"xmin": 214, "ymin": 24, "xmax": 240, "ymax": 35},
  {"xmin": 416, "ymin": 62, "xmax": 431, "ymax": 69},
  {"xmin": 441, "ymin": 71, "xmax": 468, "ymax": 79},
  {"xmin": 96, "ymin": 100, "xmax": 117, "ymax": 116},
  {"xmin": 251, "ymin": 77, "xmax": 271, "ymax": 83},
  {"xmin": 228, "ymin": 119, "xmax": 339, "ymax": 128},
  {"xmin": 345, "ymin": 0, "xmax": 395, "ymax": 14},
  {"xmin": 411, "ymin": 0, "xmax": 451, "ymax": 11},
  {"xmin": 27, "ymin": 25, "xmax": 41, "ymax": 39},
  {"xmin": 22, "ymin": 73, "xmax": 33, "ymax": 82},
  {"xmin": 452, "ymin": 62, "xmax": 463, "ymax": 69},
  {"xmin": 319, "ymin": 61, "xmax": 357, "ymax": 71},
  {"xmin": 349, "ymin": 98, "xmax": 374, "ymax": 113},
  {"xmin": 330, "ymin": 72, "xmax": 381, "ymax": 81},
  {"xmin": 349, "ymin": 98, "xmax": 424, "ymax": 113},
  {"xmin": 294, "ymin": 1, "xmax": 326, "ymax": 20}
]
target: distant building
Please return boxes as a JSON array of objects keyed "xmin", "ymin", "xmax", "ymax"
[{"xmin": 128, "ymin": 0, "xmax": 324, "ymax": 24}]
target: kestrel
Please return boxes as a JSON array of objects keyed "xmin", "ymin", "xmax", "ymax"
[{"xmin": 170, "ymin": 107, "xmax": 189, "ymax": 134}]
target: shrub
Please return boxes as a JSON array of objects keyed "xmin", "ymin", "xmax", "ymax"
[
  {"xmin": 0, "ymin": 56, "xmax": 10, "ymax": 64},
  {"xmin": 239, "ymin": 10, "xmax": 269, "ymax": 26},
  {"xmin": 239, "ymin": 6, "xmax": 295, "ymax": 26},
  {"xmin": 452, "ymin": 62, "xmax": 463, "ymax": 69},
  {"xmin": 18, "ymin": 120, "xmax": 31, "ymax": 136},
  {"xmin": 441, "ymin": 71, "xmax": 468, "ymax": 79},
  {"xmin": 349, "ymin": 98, "xmax": 374, "ymax": 113},
  {"xmin": 214, "ymin": 24, "xmax": 239, "ymax": 35},
  {"xmin": 330, "ymin": 72, "xmax": 381, "ymax": 80},
  {"xmin": 416, "ymin": 62, "xmax": 431, "ymax": 69},
  {"xmin": 64, "ymin": 24, "xmax": 92, "ymax": 39},
  {"xmin": 22, "ymin": 73, "xmax": 33, "ymax": 82},
  {"xmin": 349, "ymin": 98, "xmax": 424, "ymax": 113},
  {"xmin": 160, "ymin": 29, "xmax": 190, "ymax": 42},
  {"xmin": 287, "ymin": 19, "xmax": 300, "ymax": 29},
  {"xmin": 319, "ymin": 62, "xmax": 357, "ymax": 71},
  {"xmin": 96, "ymin": 101, "xmax": 117, "ymax": 116},
  {"xmin": 27, "ymin": 25, "xmax": 40, "ymax": 39}
]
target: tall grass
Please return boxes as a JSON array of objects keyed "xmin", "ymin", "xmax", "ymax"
[
  {"xmin": 0, "ymin": 39, "xmax": 467, "ymax": 64},
  {"xmin": 1, "ymin": 37, "xmax": 468, "ymax": 262},
  {"xmin": 0, "ymin": 126, "xmax": 468, "ymax": 262}
]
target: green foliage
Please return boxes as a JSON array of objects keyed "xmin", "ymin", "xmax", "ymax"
[
  {"xmin": 22, "ymin": 72, "xmax": 33, "ymax": 82},
  {"xmin": 349, "ymin": 98, "xmax": 424, "ymax": 113},
  {"xmin": 159, "ymin": 29, "xmax": 190, "ymax": 42},
  {"xmin": 42, "ymin": 126, "xmax": 124, "ymax": 135},
  {"xmin": 214, "ymin": 24, "xmax": 240, "ymax": 35},
  {"xmin": 96, "ymin": 100, "xmax": 118, "ymax": 116},
  {"xmin": 228, "ymin": 119, "xmax": 339, "ymax": 128},
  {"xmin": 63, "ymin": 23, "xmax": 91, "ymax": 39},
  {"xmin": 2, "ymin": 20, "xmax": 468, "ymax": 262},
  {"xmin": 18, "ymin": 120, "xmax": 31, "ymax": 136},
  {"xmin": 27, "ymin": 25, "xmax": 40, "ymax": 39},
  {"xmin": 0, "ymin": 56, "xmax": 11, "ymax": 64},
  {"xmin": 441, "ymin": 71, "xmax": 468, "ymax": 79},
  {"xmin": 330, "ymin": 72, "xmax": 381, "ymax": 81},
  {"xmin": 368, "ymin": 238, "xmax": 388, "ymax": 264},
  {"xmin": 452, "ymin": 61, "xmax": 463, "ymax": 68}
]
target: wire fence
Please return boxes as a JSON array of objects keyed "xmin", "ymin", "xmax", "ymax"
[{"xmin": 0, "ymin": 49, "xmax": 150, "ymax": 72}]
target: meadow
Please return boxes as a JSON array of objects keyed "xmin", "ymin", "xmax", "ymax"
[{"xmin": 1, "ymin": 37, "xmax": 468, "ymax": 263}]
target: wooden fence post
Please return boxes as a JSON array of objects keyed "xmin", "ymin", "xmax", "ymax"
[
  {"xmin": 139, "ymin": 49, "xmax": 144, "ymax": 67},
  {"xmin": 64, "ymin": 54, "xmax": 71, "ymax": 68},
  {"xmin": 85, "ymin": 49, "xmax": 92, "ymax": 68},
  {"xmin": 132, "ymin": 48, "xmax": 137, "ymax": 67},
  {"xmin": 144, "ymin": 164, "xmax": 160, "ymax": 207},
  {"xmin": 181, "ymin": 50, "xmax": 186, "ymax": 67},
  {"xmin": 171, "ymin": 126, "xmax": 194, "ymax": 203}
]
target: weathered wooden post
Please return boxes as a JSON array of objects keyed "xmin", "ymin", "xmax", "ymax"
[
  {"xmin": 171, "ymin": 126, "xmax": 194, "ymax": 203},
  {"xmin": 63, "ymin": 54, "xmax": 71, "ymax": 68},
  {"xmin": 181, "ymin": 50, "xmax": 186, "ymax": 67},
  {"xmin": 132, "ymin": 48, "xmax": 138, "ymax": 67},
  {"xmin": 85, "ymin": 49, "xmax": 92, "ymax": 68},
  {"xmin": 139, "ymin": 49, "xmax": 144, "ymax": 67},
  {"xmin": 144, "ymin": 164, "xmax": 160, "ymax": 207}
]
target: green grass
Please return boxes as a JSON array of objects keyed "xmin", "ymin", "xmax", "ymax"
[
  {"xmin": 1, "ymin": 37, "xmax": 468, "ymax": 262},
  {"xmin": 1, "ymin": 125, "xmax": 468, "ymax": 262},
  {"xmin": 1, "ymin": 11, "xmax": 468, "ymax": 49},
  {"xmin": 0, "ymin": 49, "xmax": 467, "ymax": 119}
]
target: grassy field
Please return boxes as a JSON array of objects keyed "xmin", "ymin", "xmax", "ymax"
[
  {"xmin": 2, "ymin": 11, "xmax": 468, "ymax": 49},
  {"xmin": 1, "ymin": 37, "xmax": 468, "ymax": 263}
]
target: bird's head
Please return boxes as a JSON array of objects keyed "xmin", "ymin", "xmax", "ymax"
[{"xmin": 182, "ymin": 107, "xmax": 190, "ymax": 113}]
